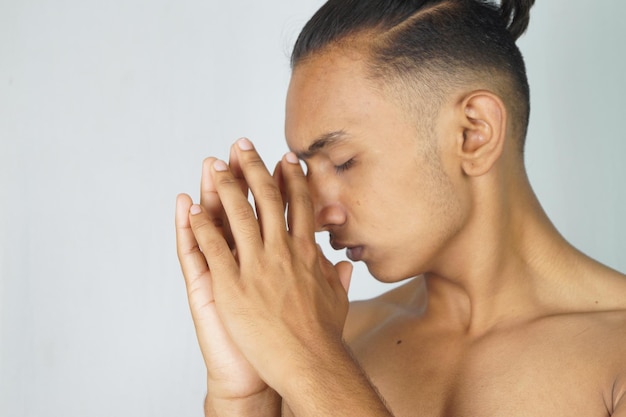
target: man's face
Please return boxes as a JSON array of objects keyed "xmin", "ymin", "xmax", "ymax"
[{"xmin": 285, "ymin": 50, "xmax": 467, "ymax": 282}]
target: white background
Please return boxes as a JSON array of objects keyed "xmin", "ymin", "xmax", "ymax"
[{"xmin": 1, "ymin": 1, "xmax": 624, "ymax": 416}]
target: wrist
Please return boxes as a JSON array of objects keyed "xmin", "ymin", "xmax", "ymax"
[
  {"xmin": 281, "ymin": 340, "xmax": 393, "ymax": 417},
  {"xmin": 204, "ymin": 386, "xmax": 280, "ymax": 417}
]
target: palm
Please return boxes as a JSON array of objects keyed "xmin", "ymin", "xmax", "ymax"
[
  {"xmin": 187, "ymin": 267, "xmax": 266, "ymax": 397},
  {"xmin": 176, "ymin": 193, "xmax": 266, "ymax": 399}
]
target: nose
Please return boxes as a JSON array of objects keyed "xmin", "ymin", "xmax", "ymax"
[{"xmin": 307, "ymin": 174, "xmax": 347, "ymax": 232}]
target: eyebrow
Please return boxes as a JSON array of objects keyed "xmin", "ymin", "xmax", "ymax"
[{"xmin": 295, "ymin": 130, "xmax": 349, "ymax": 160}]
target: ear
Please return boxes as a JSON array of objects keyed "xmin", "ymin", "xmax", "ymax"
[{"xmin": 457, "ymin": 91, "xmax": 507, "ymax": 177}]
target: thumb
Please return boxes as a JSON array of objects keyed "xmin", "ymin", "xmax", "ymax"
[
  {"xmin": 334, "ymin": 261, "xmax": 353, "ymax": 294},
  {"xmin": 315, "ymin": 244, "xmax": 352, "ymax": 294}
]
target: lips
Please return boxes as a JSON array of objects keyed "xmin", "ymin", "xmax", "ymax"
[
  {"xmin": 329, "ymin": 239, "xmax": 346, "ymax": 251},
  {"xmin": 346, "ymin": 246, "xmax": 364, "ymax": 262},
  {"xmin": 330, "ymin": 237, "xmax": 364, "ymax": 262}
]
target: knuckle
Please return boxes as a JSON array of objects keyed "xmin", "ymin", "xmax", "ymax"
[
  {"xmin": 228, "ymin": 206, "xmax": 262, "ymax": 243},
  {"xmin": 258, "ymin": 183, "xmax": 283, "ymax": 204},
  {"xmin": 240, "ymin": 224, "xmax": 261, "ymax": 243},
  {"xmin": 189, "ymin": 220, "xmax": 230, "ymax": 258},
  {"xmin": 242, "ymin": 153, "xmax": 266, "ymax": 169},
  {"xmin": 292, "ymin": 191, "xmax": 314, "ymax": 211},
  {"xmin": 289, "ymin": 166, "xmax": 306, "ymax": 178},
  {"xmin": 230, "ymin": 204, "xmax": 255, "ymax": 223},
  {"xmin": 207, "ymin": 240, "xmax": 230, "ymax": 259},
  {"xmin": 275, "ymin": 242, "xmax": 294, "ymax": 263},
  {"xmin": 191, "ymin": 215, "xmax": 214, "ymax": 232},
  {"xmin": 288, "ymin": 236, "xmax": 318, "ymax": 267},
  {"xmin": 301, "ymin": 240, "xmax": 319, "ymax": 265},
  {"xmin": 199, "ymin": 236, "xmax": 229, "ymax": 260},
  {"xmin": 216, "ymin": 174, "xmax": 238, "ymax": 187},
  {"xmin": 176, "ymin": 242, "xmax": 197, "ymax": 261}
]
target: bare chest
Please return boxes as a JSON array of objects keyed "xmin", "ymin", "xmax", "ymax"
[{"xmin": 348, "ymin": 318, "xmax": 618, "ymax": 417}]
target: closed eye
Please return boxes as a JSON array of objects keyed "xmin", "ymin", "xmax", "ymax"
[{"xmin": 335, "ymin": 158, "xmax": 355, "ymax": 174}]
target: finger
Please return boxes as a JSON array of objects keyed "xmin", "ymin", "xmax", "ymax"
[
  {"xmin": 200, "ymin": 157, "xmax": 222, "ymax": 216},
  {"xmin": 316, "ymin": 244, "xmax": 352, "ymax": 295},
  {"xmin": 210, "ymin": 158, "xmax": 264, "ymax": 256},
  {"xmin": 229, "ymin": 147, "xmax": 256, "ymax": 255},
  {"xmin": 334, "ymin": 261, "xmax": 353, "ymax": 294},
  {"xmin": 232, "ymin": 138, "xmax": 287, "ymax": 244},
  {"xmin": 229, "ymin": 141, "xmax": 250, "ymax": 197},
  {"xmin": 281, "ymin": 152, "xmax": 316, "ymax": 240},
  {"xmin": 188, "ymin": 202, "xmax": 240, "ymax": 277},
  {"xmin": 177, "ymin": 196, "xmax": 243, "ymax": 374},
  {"xmin": 175, "ymin": 194, "xmax": 215, "ymax": 310},
  {"xmin": 175, "ymin": 193, "xmax": 207, "ymax": 278},
  {"xmin": 272, "ymin": 161, "xmax": 287, "ymax": 215},
  {"xmin": 200, "ymin": 157, "xmax": 234, "ymax": 247}
]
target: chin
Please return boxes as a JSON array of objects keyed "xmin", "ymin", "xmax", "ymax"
[{"xmin": 365, "ymin": 261, "xmax": 416, "ymax": 284}]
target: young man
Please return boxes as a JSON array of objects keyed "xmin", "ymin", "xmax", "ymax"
[{"xmin": 176, "ymin": 0, "xmax": 626, "ymax": 415}]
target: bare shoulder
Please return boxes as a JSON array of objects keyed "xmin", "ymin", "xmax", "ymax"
[
  {"xmin": 535, "ymin": 263, "xmax": 626, "ymax": 361},
  {"xmin": 570, "ymin": 266, "xmax": 626, "ymax": 339},
  {"xmin": 343, "ymin": 277, "xmax": 426, "ymax": 343},
  {"xmin": 529, "ymin": 266, "xmax": 626, "ymax": 413},
  {"xmin": 574, "ymin": 308, "xmax": 626, "ymax": 414}
]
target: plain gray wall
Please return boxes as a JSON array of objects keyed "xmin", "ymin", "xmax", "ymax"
[{"xmin": 1, "ymin": 1, "xmax": 624, "ymax": 416}]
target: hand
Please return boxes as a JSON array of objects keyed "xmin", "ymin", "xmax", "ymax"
[
  {"xmin": 186, "ymin": 138, "xmax": 353, "ymax": 396},
  {"xmin": 175, "ymin": 151, "xmax": 270, "ymax": 405}
]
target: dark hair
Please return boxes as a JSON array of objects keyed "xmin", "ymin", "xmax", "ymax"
[{"xmin": 291, "ymin": 0, "xmax": 535, "ymax": 149}]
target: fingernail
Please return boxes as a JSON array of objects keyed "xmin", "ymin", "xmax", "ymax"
[
  {"xmin": 285, "ymin": 152, "xmax": 299, "ymax": 164},
  {"xmin": 190, "ymin": 204, "xmax": 202, "ymax": 215},
  {"xmin": 213, "ymin": 159, "xmax": 228, "ymax": 172},
  {"xmin": 237, "ymin": 137, "xmax": 254, "ymax": 151}
]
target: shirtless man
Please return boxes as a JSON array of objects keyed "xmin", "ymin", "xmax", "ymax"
[{"xmin": 175, "ymin": 0, "xmax": 626, "ymax": 415}]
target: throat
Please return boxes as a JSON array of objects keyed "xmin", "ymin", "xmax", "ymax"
[{"xmin": 421, "ymin": 255, "xmax": 546, "ymax": 334}]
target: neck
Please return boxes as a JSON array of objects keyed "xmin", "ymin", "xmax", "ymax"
[{"xmin": 421, "ymin": 167, "xmax": 584, "ymax": 334}]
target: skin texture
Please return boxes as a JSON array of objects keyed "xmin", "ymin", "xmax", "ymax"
[{"xmin": 176, "ymin": 48, "xmax": 626, "ymax": 416}]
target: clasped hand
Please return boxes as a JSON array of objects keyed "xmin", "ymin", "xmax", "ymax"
[{"xmin": 175, "ymin": 138, "xmax": 353, "ymax": 402}]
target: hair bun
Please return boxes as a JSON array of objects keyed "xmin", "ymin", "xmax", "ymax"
[{"xmin": 499, "ymin": 0, "xmax": 535, "ymax": 40}]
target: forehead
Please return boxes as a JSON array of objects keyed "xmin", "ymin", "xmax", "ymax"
[{"xmin": 284, "ymin": 50, "xmax": 397, "ymax": 153}]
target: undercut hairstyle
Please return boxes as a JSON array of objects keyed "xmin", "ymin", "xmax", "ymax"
[{"xmin": 291, "ymin": 0, "xmax": 536, "ymax": 151}]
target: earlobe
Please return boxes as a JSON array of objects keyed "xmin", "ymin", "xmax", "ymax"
[{"xmin": 458, "ymin": 92, "xmax": 506, "ymax": 177}]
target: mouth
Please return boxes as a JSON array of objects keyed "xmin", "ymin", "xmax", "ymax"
[
  {"xmin": 345, "ymin": 246, "xmax": 364, "ymax": 262},
  {"xmin": 330, "ymin": 237, "xmax": 364, "ymax": 262}
]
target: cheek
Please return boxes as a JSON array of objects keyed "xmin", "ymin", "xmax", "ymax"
[
  {"xmin": 369, "ymin": 160, "xmax": 465, "ymax": 244},
  {"xmin": 414, "ymin": 161, "xmax": 465, "ymax": 233},
  {"xmin": 349, "ymin": 174, "xmax": 414, "ymax": 234}
]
